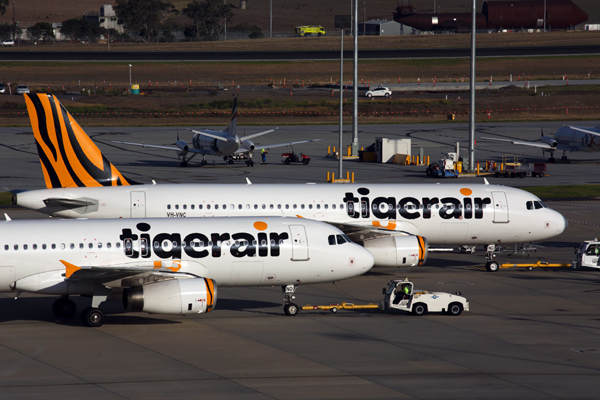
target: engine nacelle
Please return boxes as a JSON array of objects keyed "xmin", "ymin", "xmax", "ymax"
[
  {"xmin": 363, "ymin": 235, "xmax": 428, "ymax": 267},
  {"xmin": 10, "ymin": 270, "xmax": 95, "ymax": 295},
  {"xmin": 540, "ymin": 136, "xmax": 558, "ymax": 148},
  {"xmin": 123, "ymin": 278, "xmax": 216, "ymax": 315}
]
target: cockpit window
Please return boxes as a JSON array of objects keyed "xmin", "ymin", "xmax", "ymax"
[
  {"xmin": 328, "ymin": 235, "xmax": 336, "ymax": 245},
  {"xmin": 534, "ymin": 201, "xmax": 545, "ymax": 209},
  {"xmin": 526, "ymin": 201, "xmax": 533, "ymax": 210},
  {"xmin": 336, "ymin": 234, "xmax": 346, "ymax": 244}
]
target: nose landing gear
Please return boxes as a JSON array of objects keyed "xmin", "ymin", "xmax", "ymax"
[{"xmin": 282, "ymin": 284, "xmax": 299, "ymax": 316}]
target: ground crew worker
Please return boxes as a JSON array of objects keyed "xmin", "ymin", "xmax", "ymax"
[
  {"xmin": 261, "ymin": 148, "xmax": 268, "ymax": 164},
  {"xmin": 401, "ymin": 284, "xmax": 411, "ymax": 299}
]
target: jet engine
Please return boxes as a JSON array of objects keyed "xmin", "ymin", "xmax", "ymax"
[
  {"xmin": 363, "ymin": 235, "xmax": 428, "ymax": 267},
  {"xmin": 123, "ymin": 278, "xmax": 216, "ymax": 315},
  {"xmin": 540, "ymin": 136, "xmax": 558, "ymax": 148}
]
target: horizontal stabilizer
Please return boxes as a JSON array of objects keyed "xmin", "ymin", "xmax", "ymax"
[
  {"xmin": 251, "ymin": 138, "xmax": 323, "ymax": 151},
  {"xmin": 479, "ymin": 137, "xmax": 554, "ymax": 149},
  {"xmin": 241, "ymin": 128, "xmax": 277, "ymax": 141}
]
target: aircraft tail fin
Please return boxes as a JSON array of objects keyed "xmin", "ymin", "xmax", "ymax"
[
  {"xmin": 25, "ymin": 93, "xmax": 138, "ymax": 189},
  {"xmin": 222, "ymin": 98, "xmax": 238, "ymax": 137}
]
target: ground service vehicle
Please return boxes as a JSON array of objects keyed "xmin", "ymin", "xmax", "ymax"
[
  {"xmin": 294, "ymin": 26, "xmax": 326, "ymax": 37},
  {"xmin": 1, "ymin": 39, "xmax": 14, "ymax": 46},
  {"xmin": 365, "ymin": 86, "xmax": 392, "ymax": 98},
  {"xmin": 573, "ymin": 239, "xmax": 600, "ymax": 269},
  {"xmin": 282, "ymin": 151, "xmax": 310, "ymax": 165},
  {"xmin": 382, "ymin": 279, "xmax": 469, "ymax": 315}
]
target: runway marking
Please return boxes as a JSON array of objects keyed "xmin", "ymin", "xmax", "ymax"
[
  {"xmin": 568, "ymin": 219, "xmax": 600, "ymax": 228},
  {"xmin": 548, "ymin": 202, "xmax": 600, "ymax": 210}
]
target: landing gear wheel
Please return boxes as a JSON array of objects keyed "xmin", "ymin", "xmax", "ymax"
[
  {"xmin": 52, "ymin": 297, "xmax": 76, "ymax": 318},
  {"xmin": 494, "ymin": 171, "xmax": 500, "ymax": 177},
  {"xmin": 302, "ymin": 159, "xmax": 310, "ymax": 165},
  {"xmin": 504, "ymin": 172, "xmax": 509, "ymax": 177},
  {"xmin": 81, "ymin": 307, "xmax": 104, "ymax": 327},
  {"xmin": 447, "ymin": 303, "xmax": 463, "ymax": 316},
  {"xmin": 486, "ymin": 261, "xmax": 499, "ymax": 272},
  {"xmin": 283, "ymin": 158, "xmax": 291, "ymax": 165},
  {"xmin": 284, "ymin": 303, "xmax": 299, "ymax": 316},
  {"xmin": 520, "ymin": 172, "xmax": 526, "ymax": 178},
  {"xmin": 412, "ymin": 303, "xmax": 427, "ymax": 316}
]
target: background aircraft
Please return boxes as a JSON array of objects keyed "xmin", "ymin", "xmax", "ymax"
[
  {"xmin": 0, "ymin": 217, "xmax": 374, "ymax": 326},
  {"xmin": 481, "ymin": 125, "xmax": 600, "ymax": 162},
  {"xmin": 112, "ymin": 98, "xmax": 321, "ymax": 167}
]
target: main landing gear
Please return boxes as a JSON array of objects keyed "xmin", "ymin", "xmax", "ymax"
[
  {"xmin": 52, "ymin": 296, "xmax": 77, "ymax": 318},
  {"xmin": 282, "ymin": 284, "xmax": 300, "ymax": 316}
]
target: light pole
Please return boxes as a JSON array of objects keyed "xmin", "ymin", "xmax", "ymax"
[{"xmin": 128, "ymin": 64, "xmax": 132, "ymax": 87}]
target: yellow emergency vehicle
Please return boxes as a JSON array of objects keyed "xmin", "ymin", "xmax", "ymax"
[{"xmin": 294, "ymin": 25, "xmax": 326, "ymax": 37}]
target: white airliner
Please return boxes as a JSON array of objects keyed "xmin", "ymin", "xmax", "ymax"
[
  {"xmin": 15, "ymin": 93, "xmax": 568, "ymax": 272},
  {"xmin": 0, "ymin": 217, "xmax": 374, "ymax": 326},
  {"xmin": 111, "ymin": 98, "xmax": 321, "ymax": 167},
  {"xmin": 481, "ymin": 125, "xmax": 600, "ymax": 162}
]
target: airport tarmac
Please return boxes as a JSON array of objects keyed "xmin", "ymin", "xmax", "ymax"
[{"xmin": 1, "ymin": 122, "xmax": 600, "ymax": 399}]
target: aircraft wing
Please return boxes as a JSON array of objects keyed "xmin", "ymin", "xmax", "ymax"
[
  {"xmin": 568, "ymin": 126, "xmax": 600, "ymax": 137},
  {"xmin": 251, "ymin": 139, "xmax": 323, "ymax": 151},
  {"xmin": 325, "ymin": 220, "xmax": 418, "ymax": 243},
  {"xmin": 191, "ymin": 130, "xmax": 231, "ymax": 142},
  {"xmin": 241, "ymin": 128, "xmax": 277, "ymax": 141},
  {"xmin": 61, "ymin": 259, "xmax": 202, "ymax": 284},
  {"xmin": 111, "ymin": 140, "xmax": 182, "ymax": 151},
  {"xmin": 479, "ymin": 137, "xmax": 554, "ymax": 149}
]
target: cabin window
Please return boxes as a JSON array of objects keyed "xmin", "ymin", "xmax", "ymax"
[
  {"xmin": 285, "ymin": 204, "xmax": 289, "ymax": 209},
  {"xmin": 279, "ymin": 240, "xmax": 285, "ymax": 245},
  {"xmin": 207, "ymin": 205, "xmax": 211, "ymax": 210},
  {"xmin": 261, "ymin": 240, "xmax": 267, "ymax": 246},
  {"xmin": 107, "ymin": 242, "xmax": 111, "ymax": 249},
  {"xmin": 254, "ymin": 204, "xmax": 258, "ymax": 209},
  {"xmin": 183, "ymin": 204, "xmax": 187, "ymax": 210},
  {"xmin": 301, "ymin": 204, "xmax": 305, "ymax": 209},
  {"xmin": 51, "ymin": 244, "xmax": 56, "ymax": 250},
  {"xmin": 98, "ymin": 243, "xmax": 103, "ymax": 249},
  {"xmin": 222, "ymin": 204, "xmax": 226, "ymax": 210},
  {"xmin": 309, "ymin": 204, "xmax": 313, "ymax": 209},
  {"xmin": 79, "ymin": 243, "xmax": 84, "ymax": 249},
  {"xmin": 32, "ymin": 244, "xmax": 37, "ymax": 250},
  {"xmin": 89, "ymin": 243, "xmax": 93, "ymax": 249},
  {"xmin": 116, "ymin": 242, "xmax": 121, "ymax": 249},
  {"xmin": 262, "ymin": 204, "xmax": 266, "ymax": 209},
  {"xmin": 199, "ymin": 204, "xmax": 203, "ymax": 210},
  {"xmin": 293, "ymin": 204, "xmax": 297, "ymax": 209},
  {"xmin": 270, "ymin": 204, "xmax": 274, "ymax": 210},
  {"xmin": 246, "ymin": 204, "xmax": 250, "ymax": 209},
  {"xmin": 238, "ymin": 204, "xmax": 242, "ymax": 209},
  {"xmin": 167, "ymin": 204, "xmax": 171, "ymax": 210},
  {"xmin": 175, "ymin": 204, "xmax": 179, "ymax": 210},
  {"xmin": 4, "ymin": 245, "xmax": 8, "ymax": 251},
  {"xmin": 340, "ymin": 204, "xmax": 345, "ymax": 210},
  {"xmin": 23, "ymin": 244, "xmax": 28, "ymax": 250},
  {"xmin": 323, "ymin": 204, "xmax": 327, "ymax": 209},
  {"xmin": 215, "ymin": 204, "xmax": 219, "ymax": 210},
  {"xmin": 466, "ymin": 204, "xmax": 471, "ymax": 210},
  {"xmin": 70, "ymin": 243, "xmax": 75, "ymax": 249},
  {"xmin": 154, "ymin": 241, "xmax": 160, "ymax": 248},
  {"xmin": 14, "ymin": 244, "xmax": 18, "ymax": 250},
  {"xmin": 332, "ymin": 204, "xmax": 336, "ymax": 209},
  {"xmin": 230, "ymin": 204, "xmax": 234, "ymax": 209},
  {"xmin": 60, "ymin": 243, "xmax": 65, "ymax": 250},
  {"xmin": 191, "ymin": 204, "xmax": 195, "ymax": 210},
  {"xmin": 42, "ymin": 244, "xmax": 47, "ymax": 250},
  {"xmin": 270, "ymin": 239, "xmax": 275, "ymax": 246}
]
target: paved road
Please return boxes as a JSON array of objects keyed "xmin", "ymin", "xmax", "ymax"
[
  {"xmin": 1, "ymin": 44, "xmax": 599, "ymax": 62},
  {"xmin": 1, "ymin": 122, "xmax": 600, "ymax": 399}
]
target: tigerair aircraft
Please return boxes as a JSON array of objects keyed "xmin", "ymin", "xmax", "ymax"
[
  {"xmin": 14, "ymin": 93, "xmax": 568, "ymax": 272},
  {"xmin": 0, "ymin": 216, "xmax": 374, "ymax": 326},
  {"xmin": 112, "ymin": 97, "xmax": 321, "ymax": 167}
]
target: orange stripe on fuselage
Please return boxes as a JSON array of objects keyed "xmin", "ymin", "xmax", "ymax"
[{"xmin": 417, "ymin": 236, "xmax": 426, "ymax": 265}]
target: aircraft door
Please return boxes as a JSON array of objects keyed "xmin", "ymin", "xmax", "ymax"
[
  {"xmin": 491, "ymin": 191, "xmax": 509, "ymax": 223},
  {"xmin": 289, "ymin": 225, "xmax": 309, "ymax": 261},
  {"xmin": 131, "ymin": 191, "xmax": 146, "ymax": 218}
]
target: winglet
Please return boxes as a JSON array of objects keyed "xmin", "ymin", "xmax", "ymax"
[
  {"xmin": 246, "ymin": 177, "xmax": 252, "ymax": 185},
  {"xmin": 60, "ymin": 260, "xmax": 82, "ymax": 279},
  {"xmin": 4, "ymin": 213, "xmax": 11, "ymax": 221},
  {"xmin": 483, "ymin": 178, "xmax": 490, "ymax": 185}
]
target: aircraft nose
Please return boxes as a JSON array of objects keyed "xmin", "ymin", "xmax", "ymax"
[
  {"xmin": 555, "ymin": 212, "xmax": 568, "ymax": 235},
  {"xmin": 352, "ymin": 244, "xmax": 375, "ymax": 274}
]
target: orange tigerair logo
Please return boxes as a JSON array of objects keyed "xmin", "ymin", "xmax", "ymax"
[{"xmin": 460, "ymin": 188, "xmax": 473, "ymax": 196}]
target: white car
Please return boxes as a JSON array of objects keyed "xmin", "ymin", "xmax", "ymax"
[
  {"xmin": 382, "ymin": 279, "xmax": 469, "ymax": 316},
  {"xmin": 365, "ymin": 86, "xmax": 392, "ymax": 98},
  {"xmin": 15, "ymin": 85, "xmax": 30, "ymax": 94},
  {"xmin": 0, "ymin": 83, "xmax": 5, "ymax": 94},
  {"xmin": 1, "ymin": 39, "xmax": 15, "ymax": 46}
]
